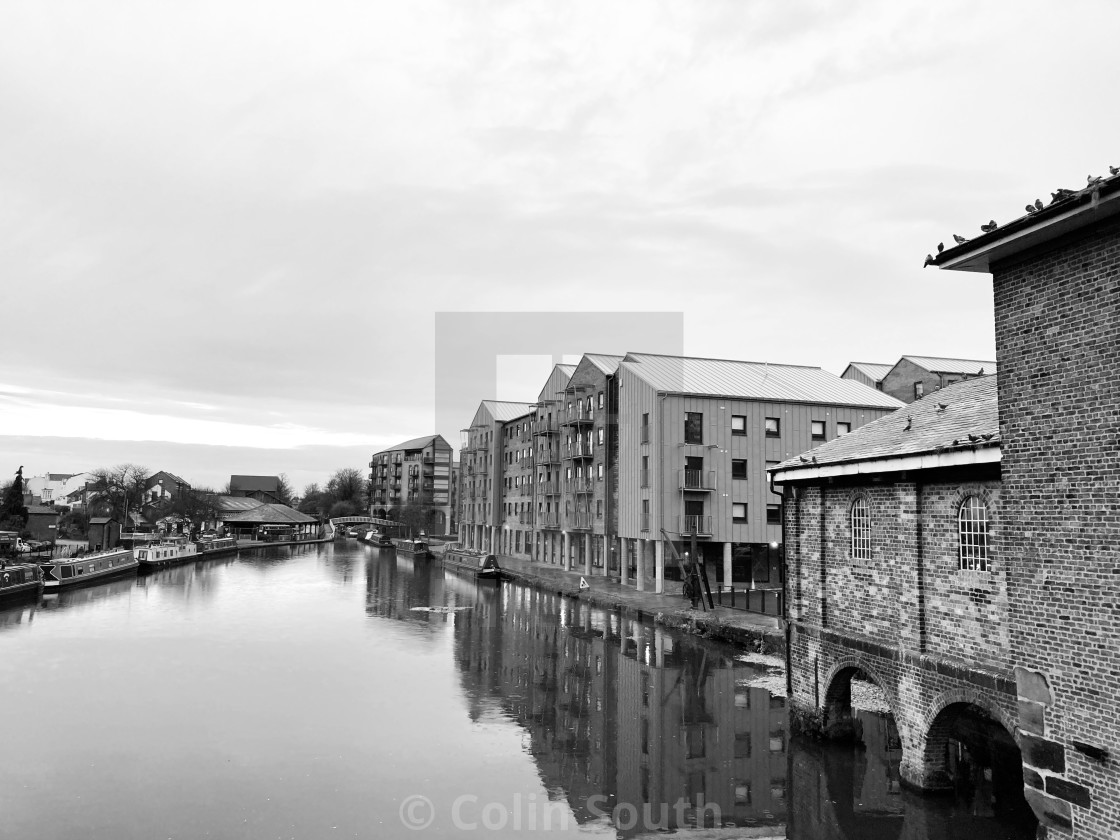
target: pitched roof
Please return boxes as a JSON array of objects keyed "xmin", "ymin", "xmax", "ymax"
[
  {"xmin": 26, "ymin": 505, "xmax": 59, "ymax": 516},
  {"xmin": 621, "ymin": 353, "xmax": 903, "ymax": 409},
  {"xmin": 583, "ymin": 354, "xmax": 625, "ymax": 375},
  {"xmin": 901, "ymin": 355, "xmax": 996, "ymax": 376},
  {"xmin": 149, "ymin": 470, "xmax": 189, "ymax": 487},
  {"xmin": 213, "ymin": 495, "xmax": 265, "ymax": 512},
  {"xmin": 481, "ymin": 400, "xmax": 535, "ymax": 422},
  {"xmin": 772, "ymin": 376, "xmax": 999, "ymax": 475},
  {"xmin": 843, "ymin": 362, "xmax": 893, "ymax": 382},
  {"xmin": 556, "ymin": 364, "xmax": 577, "ymax": 375},
  {"xmin": 930, "ymin": 169, "xmax": 1120, "ymax": 273},
  {"xmin": 222, "ymin": 503, "xmax": 317, "ymax": 525},
  {"xmin": 229, "ymin": 475, "xmax": 280, "ymax": 493},
  {"xmin": 376, "ymin": 434, "xmax": 448, "ymax": 455},
  {"xmin": 89, "ymin": 517, "xmax": 117, "ymax": 525}
]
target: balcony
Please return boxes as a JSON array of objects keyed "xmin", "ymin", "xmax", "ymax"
[
  {"xmin": 538, "ymin": 448, "xmax": 561, "ymax": 465},
  {"xmin": 535, "ymin": 417, "xmax": 560, "ymax": 436},
  {"xmin": 570, "ymin": 512, "xmax": 592, "ymax": 530},
  {"xmin": 680, "ymin": 470, "xmax": 716, "ymax": 492},
  {"xmin": 539, "ymin": 513, "xmax": 560, "ymax": 529},
  {"xmin": 519, "ymin": 512, "xmax": 534, "ymax": 526},
  {"xmin": 519, "ymin": 484, "xmax": 533, "ymax": 496},
  {"xmin": 540, "ymin": 480, "xmax": 561, "ymax": 495},
  {"xmin": 566, "ymin": 476, "xmax": 594, "ymax": 494},
  {"xmin": 562, "ymin": 404, "xmax": 595, "ymax": 427},
  {"xmin": 679, "ymin": 515, "xmax": 713, "ymax": 537},
  {"xmin": 565, "ymin": 441, "xmax": 594, "ymax": 460}
]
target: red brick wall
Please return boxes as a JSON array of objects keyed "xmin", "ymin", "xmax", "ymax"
[{"xmin": 993, "ymin": 217, "xmax": 1120, "ymax": 836}]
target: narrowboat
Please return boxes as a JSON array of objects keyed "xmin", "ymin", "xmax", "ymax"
[
  {"xmin": 0, "ymin": 562, "xmax": 43, "ymax": 601},
  {"xmin": 134, "ymin": 538, "xmax": 199, "ymax": 569},
  {"xmin": 392, "ymin": 538, "xmax": 430, "ymax": 558},
  {"xmin": 364, "ymin": 530, "xmax": 395, "ymax": 548},
  {"xmin": 198, "ymin": 536, "xmax": 238, "ymax": 555},
  {"xmin": 39, "ymin": 548, "xmax": 137, "ymax": 591},
  {"xmin": 441, "ymin": 547, "xmax": 502, "ymax": 584}
]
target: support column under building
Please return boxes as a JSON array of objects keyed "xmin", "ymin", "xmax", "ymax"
[
  {"xmin": 654, "ymin": 540, "xmax": 665, "ymax": 594},
  {"xmin": 620, "ymin": 538, "xmax": 629, "ymax": 586},
  {"xmin": 563, "ymin": 532, "xmax": 572, "ymax": 571},
  {"xmin": 584, "ymin": 534, "xmax": 592, "ymax": 576},
  {"xmin": 723, "ymin": 542, "xmax": 733, "ymax": 588}
]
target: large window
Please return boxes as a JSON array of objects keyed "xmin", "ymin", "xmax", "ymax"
[
  {"xmin": 959, "ymin": 496, "xmax": 989, "ymax": 571},
  {"xmin": 685, "ymin": 412, "xmax": 703, "ymax": 444},
  {"xmin": 765, "ymin": 417, "xmax": 780, "ymax": 437},
  {"xmin": 851, "ymin": 497, "xmax": 871, "ymax": 560},
  {"xmin": 731, "ymin": 415, "xmax": 746, "ymax": 435}
]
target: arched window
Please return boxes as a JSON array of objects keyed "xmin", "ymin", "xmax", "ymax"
[
  {"xmin": 958, "ymin": 496, "xmax": 989, "ymax": 571},
  {"xmin": 850, "ymin": 497, "xmax": 871, "ymax": 560}
]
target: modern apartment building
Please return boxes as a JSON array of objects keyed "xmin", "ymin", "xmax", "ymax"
[
  {"xmin": 368, "ymin": 434, "xmax": 454, "ymax": 534},
  {"xmin": 527, "ymin": 363, "xmax": 576, "ymax": 561},
  {"xmin": 459, "ymin": 401, "xmax": 535, "ymax": 551}
]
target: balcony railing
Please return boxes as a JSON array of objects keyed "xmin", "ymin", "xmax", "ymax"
[
  {"xmin": 570, "ymin": 512, "xmax": 592, "ymax": 530},
  {"xmin": 680, "ymin": 470, "xmax": 716, "ymax": 491},
  {"xmin": 519, "ymin": 512, "xmax": 534, "ymax": 525},
  {"xmin": 679, "ymin": 515, "xmax": 713, "ymax": 536},
  {"xmin": 715, "ymin": 586, "xmax": 784, "ymax": 617},
  {"xmin": 566, "ymin": 476, "xmax": 594, "ymax": 494},
  {"xmin": 640, "ymin": 513, "xmax": 650, "ymax": 532},
  {"xmin": 538, "ymin": 449, "xmax": 561, "ymax": 465},
  {"xmin": 565, "ymin": 441, "xmax": 593, "ymax": 459},
  {"xmin": 540, "ymin": 480, "xmax": 561, "ymax": 495},
  {"xmin": 562, "ymin": 404, "xmax": 595, "ymax": 426},
  {"xmin": 535, "ymin": 417, "xmax": 560, "ymax": 435},
  {"xmin": 539, "ymin": 513, "xmax": 560, "ymax": 529}
]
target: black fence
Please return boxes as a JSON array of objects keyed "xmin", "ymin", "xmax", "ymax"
[{"xmin": 714, "ymin": 585, "xmax": 783, "ymax": 617}]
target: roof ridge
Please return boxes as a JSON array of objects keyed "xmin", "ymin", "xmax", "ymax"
[
  {"xmin": 902, "ymin": 354, "xmax": 997, "ymax": 363},
  {"xmin": 625, "ymin": 351, "xmax": 822, "ymax": 370}
]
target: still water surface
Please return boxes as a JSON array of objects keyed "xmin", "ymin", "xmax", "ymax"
[{"xmin": 0, "ymin": 543, "xmax": 1034, "ymax": 839}]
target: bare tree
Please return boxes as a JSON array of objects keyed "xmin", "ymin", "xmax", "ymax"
[{"xmin": 88, "ymin": 464, "xmax": 149, "ymax": 525}]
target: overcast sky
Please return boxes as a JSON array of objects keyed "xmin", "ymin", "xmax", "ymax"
[{"xmin": 3, "ymin": 0, "xmax": 1118, "ymax": 493}]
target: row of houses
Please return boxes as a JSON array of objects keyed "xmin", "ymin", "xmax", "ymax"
[
  {"xmin": 453, "ymin": 352, "xmax": 911, "ymax": 598},
  {"xmin": 840, "ymin": 354, "xmax": 995, "ymax": 403}
]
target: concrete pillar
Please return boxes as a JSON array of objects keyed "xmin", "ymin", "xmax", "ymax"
[
  {"xmin": 563, "ymin": 532, "xmax": 572, "ymax": 571},
  {"xmin": 655, "ymin": 627, "xmax": 666, "ymax": 668},
  {"xmin": 601, "ymin": 535, "xmax": 610, "ymax": 576},
  {"xmin": 654, "ymin": 540, "xmax": 665, "ymax": 594},
  {"xmin": 584, "ymin": 534, "xmax": 592, "ymax": 576},
  {"xmin": 620, "ymin": 538, "xmax": 629, "ymax": 586},
  {"xmin": 636, "ymin": 538, "xmax": 647, "ymax": 591},
  {"xmin": 723, "ymin": 542, "xmax": 733, "ymax": 589}
]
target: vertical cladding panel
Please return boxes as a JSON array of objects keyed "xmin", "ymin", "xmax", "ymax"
[
  {"xmin": 993, "ymin": 219, "xmax": 1120, "ymax": 836},
  {"xmin": 617, "ymin": 365, "xmax": 653, "ymax": 539}
]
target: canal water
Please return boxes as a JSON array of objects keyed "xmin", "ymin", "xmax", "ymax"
[{"xmin": 0, "ymin": 543, "xmax": 1035, "ymax": 839}]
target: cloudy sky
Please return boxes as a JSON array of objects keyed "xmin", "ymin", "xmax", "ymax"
[{"xmin": 3, "ymin": 0, "xmax": 1118, "ymax": 493}]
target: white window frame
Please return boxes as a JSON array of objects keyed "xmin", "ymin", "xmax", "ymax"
[
  {"xmin": 850, "ymin": 497, "xmax": 871, "ymax": 560},
  {"xmin": 958, "ymin": 496, "xmax": 989, "ymax": 572}
]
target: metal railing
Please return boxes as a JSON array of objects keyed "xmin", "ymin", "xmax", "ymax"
[
  {"xmin": 566, "ymin": 441, "xmax": 593, "ymax": 459},
  {"xmin": 538, "ymin": 513, "xmax": 560, "ymax": 528},
  {"xmin": 640, "ymin": 513, "xmax": 650, "ymax": 532},
  {"xmin": 680, "ymin": 470, "xmax": 716, "ymax": 491},
  {"xmin": 562, "ymin": 404, "xmax": 595, "ymax": 425},
  {"xmin": 679, "ymin": 515, "xmax": 713, "ymax": 536},
  {"xmin": 715, "ymin": 586, "xmax": 784, "ymax": 617},
  {"xmin": 566, "ymin": 476, "xmax": 594, "ymax": 494},
  {"xmin": 519, "ymin": 512, "xmax": 534, "ymax": 525},
  {"xmin": 539, "ymin": 480, "xmax": 561, "ymax": 495},
  {"xmin": 570, "ymin": 512, "xmax": 592, "ymax": 530},
  {"xmin": 535, "ymin": 417, "xmax": 560, "ymax": 435}
]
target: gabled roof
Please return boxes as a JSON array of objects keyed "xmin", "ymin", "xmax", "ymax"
[
  {"xmin": 376, "ymin": 434, "xmax": 450, "ymax": 455},
  {"xmin": 620, "ymin": 353, "xmax": 903, "ymax": 409},
  {"xmin": 149, "ymin": 470, "xmax": 189, "ymax": 487},
  {"xmin": 26, "ymin": 505, "xmax": 59, "ymax": 516},
  {"xmin": 536, "ymin": 364, "xmax": 576, "ymax": 405},
  {"xmin": 771, "ymin": 376, "xmax": 999, "ymax": 478},
  {"xmin": 213, "ymin": 495, "xmax": 265, "ymax": 512},
  {"xmin": 900, "ymin": 355, "xmax": 996, "ymax": 376},
  {"xmin": 222, "ymin": 503, "xmax": 317, "ymax": 525},
  {"xmin": 479, "ymin": 400, "xmax": 535, "ymax": 423},
  {"xmin": 229, "ymin": 475, "xmax": 280, "ymax": 494},
  {"xmin": 583, "ymin": 354, "xmax": 624, "ymax": 375},
  {"xmin": 842, "ymin": 362, "xmax": 893, "ymax": 382},
  {"xmin": 89, "ymin": 517, "xmax": 117, "ymax": 525},
  {"xmin": 930, "ymin": 169, "xmax": 1120, "ymax": 273}
]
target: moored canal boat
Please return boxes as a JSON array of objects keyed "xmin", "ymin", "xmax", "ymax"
[
  {"xmin": 197, "ymin": 536, "xmax": 238, "ymax": 555},
  {"xmin": 364, "ymin": 530, "xmax": 394, "ymax": 548},
  {"xmin": 39, "ymin": 548, "xmax": 137, "ymax": 591},
  {"xmin": 0, "ymin": 562, "xmax": 43, "ymax": 601},
  {"xmin": 441, "ymin": 546, "xmax": 502, "ymax": 584},
  {"xmin": 134, "ymin": 538, "xmax": 199, "ymax": 569},
  {"xmin": 392, "ymin": 538, "xmax": 430, "ymax": 558}
]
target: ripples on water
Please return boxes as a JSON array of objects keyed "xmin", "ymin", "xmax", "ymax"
[{"xmin": 0, "ymin": 543, "xmax": 1034, "ymax": 839}]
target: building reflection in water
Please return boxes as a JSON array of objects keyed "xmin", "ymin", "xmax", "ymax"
[{"xmin": 451, "ymin": 581, "xmax": 788, "ymax": 836}]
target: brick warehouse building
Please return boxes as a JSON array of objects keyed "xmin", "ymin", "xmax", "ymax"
[
  {"xmin": 932, "ymin": 172, "xmax": 1120, "ymax": 838},
  {"xmin": 769, "ymin": 378, "xmax": 1026, "ymax": 810}
]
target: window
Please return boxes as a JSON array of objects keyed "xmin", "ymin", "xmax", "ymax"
[
  {"xmin": 731, "ymin": 415, "xmax": 746, "ymax": 435},
  {"xmin": 765, "ymin": 417, "xmax": 780, "ymax": 437},
  {"xmin": 596, "ymin": 500, "xmax": 603, "ymax": 519},
  {"xmin": 766, "ymin": 504, "xmax": 781, "ymax": 524},
  {"xmin": 851, "ymin": 497, "xmax": 871, "ymax": 559},
  {"xmin": 811, "ymin": 420, "xmax": 825, "ymax": 440},
  {"xmin": 732, "ymin": 459, "xmax": 747, "ymax": 480},
  {"xmin": 597, "ymin": 427, "xmax": 605, "ymax": 445},
  {"xmin": 837, "ymin": 421, "xmax": 851, "ymax": 436},
  {"xmin": 641, "ymin": 413, "xmax": 650, "ymax": 443},
  {"xmin": 959, "ymin": 496, "xmax": 989, "ymax": 571},
  {"xmin": 597, "ymin": 391, "xmax": 604, "ymax": 409},
  {"xmin": 914, "ymin": 381, "xmax": 924, "ymax": 400},
  {"xmin": 641, "ymin": 455, "xmax": 649, "ymax": 488},
  {"xmin": 733, "ymin": 503, "xmax": 747, "ymax": 522},
  {"xmin": 597, "ymin": 464, "xmax": 604, "ymax": 481},
  {"xmin": 685, "ymin": 412, "xmax": 703, "ymax": 444}
]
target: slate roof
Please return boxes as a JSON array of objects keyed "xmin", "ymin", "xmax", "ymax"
[
  {"xmin": 930, "ymin": 168, "xmax": 1120, "ymax": 273},
  {"xmin": 26, "ymin": 505, "xmax": 59, "ymax": 516},
  {"xmin": 621, "ymin": 353, "xmax": 903, "ymax": 409},
  {"xmin": 773, "ymin": 376, "xmax": 999, "ymax": 474},
  {"xmin": 901, "ymin": 355, "xmax": 996, "ymax": 376},
  {"xmin": 229, "ymin": 475, "xmax": 280, "ymax": 494},
  {"xmin": 843, "ymin": 362, "xmax": 893, "ymax": 382},
  {"xmin": 222, "ymin": 503, "xmax": 317, "ymax": 525}
]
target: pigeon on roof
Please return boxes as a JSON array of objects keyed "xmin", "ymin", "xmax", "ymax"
[
  {"xmin": 937, "ymin": 242, "xmax": 944, "ymax": 253},
  {"xmin": 1111, "ymin": 165, "xmax": 1119, "ymax": 176},
  {"xmin": 1034, "ymin": 198, "xmax": 1044, "ymax": 211},
  {"xmin": 1025, "ymin": 204, "xmax": 1037, "ymax": 214},
  {"xmin": 981, "ymin": 220, "xmax": 997, "ymax": 233},
  {"xmin": 953, "ymin": 234, "xmax": 968, "ymax": 244},
  {"xmin": 1088, "ymin": 174, "xmax": 1103, "ymax": 187},
  {"xmin": 1051, "ymin": 188, "xmax": 1076, "ymax": 203},
  {"xmin": 937, "ymin": 402, "xmax": 948, "ymax": 412},
  {"xmin": 924, "ymin": 254, "xmax": 934, "ymax": 267}
]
